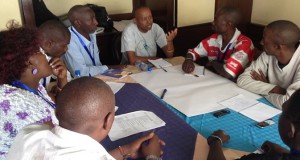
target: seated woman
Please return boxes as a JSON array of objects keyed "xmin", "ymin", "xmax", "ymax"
[{"xmin": 0, "ymin": 22, "xmax": 63, "ymax": 158}]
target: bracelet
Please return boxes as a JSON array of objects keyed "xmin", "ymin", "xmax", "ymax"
[
  {"xmin": 207, "ymin": 135, "xmax": 223, "ymax": 145},
  {"xmin": 145, "ymin": 155, "xmax": 161, "ymax": 160},
  {"xmin": 118, "ymin": 146, "xmax": 131, "ymax": 160},
  {"xmin": 185, "ymin": 57, "xmax": 193, "ymax": 61}
]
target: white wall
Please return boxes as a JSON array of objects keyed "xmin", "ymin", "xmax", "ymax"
[
  {"xmin": 0, "ymin": 0, "xmax": 21, "ymax": 30},
  {"xmin": 44, "ymin": 0, "xmax": 132, "ymax": 16},
  {"xmin": 177, "ymin": 0, "xmax": 215, "ymax": 27},
  {"xmin": 2, "ymin": 0, "xmax": 299, "ymax": 31},
  {"xmin": 252, "ymin": 0, "xmax": 300, "ymax": 26}
]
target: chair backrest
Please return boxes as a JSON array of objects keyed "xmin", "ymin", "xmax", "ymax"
[{"xmin": 111, "ymin": 32, "xmax": 123, "ymax": 64}]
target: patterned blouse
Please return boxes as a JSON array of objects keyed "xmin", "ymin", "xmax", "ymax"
[{"xmin": 0, "ymin": 84, "xmax": 58, "ymax": 159}]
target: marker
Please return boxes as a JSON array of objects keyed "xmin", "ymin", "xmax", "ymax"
[
  {"xmin": 160, "ymin": 89, "xmax": 167, "ymax": 99},
  {"xmin": 159, "ymin": 65, "xmax": 167, "ymax": 72}
]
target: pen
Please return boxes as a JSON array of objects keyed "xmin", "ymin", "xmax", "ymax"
[
  {"xmin": 203, "ymin": 67, "xmax": 205, "ymax": 75},
  {"xmin": 159, "ymin": 65, "xmax": 167, "ymax": 72},
  {"xmin": 160, "ymin": 89, "xmax": 167, "ymax": 99}
]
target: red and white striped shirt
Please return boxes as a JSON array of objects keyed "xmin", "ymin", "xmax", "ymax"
[{"xmin": 188, "ymin": 29, "xmax": 255, "ymax": 78}]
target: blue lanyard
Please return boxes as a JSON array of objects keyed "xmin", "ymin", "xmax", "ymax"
[
  {"xmin": 71, "ymin": 27, "xmax": 96, "ymax": 66},
  {"xmin": 12, "ymin": 81, "xmax": 56, "ymax": 109},
  {"xmin": 291, "ymin": 149, "xmax": 300, "ymax": 154},
  {"xmin": 42, "ymin": 77, "xmax": 47, "ymax": 88},
  {"xmin": 217, "ymin": 43, "xmax": 232, "ymax": 63}
]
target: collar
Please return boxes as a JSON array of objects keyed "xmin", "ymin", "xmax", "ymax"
[
  {"xmin": 69, "ymin": 26, "xmax": 95, "ymax": 45},
  {"xmin": 217, "ymin": 28, "xmax": 241, "ymax": 51},
  {"xmin": 52, "ymin": 126, "xmax": 100, "ymax": 148}
]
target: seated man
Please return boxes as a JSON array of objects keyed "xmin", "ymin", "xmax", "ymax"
[
  {"xmin": 121, "ymin": 6, "xmax": 177, "ymax": 65},
  {"xmin": 7, "ymin": 77, "xmax": 164, "ymax": 160},
  {"xmin": 237, "ymin": 20, "xmax": 300, "ymax": 109},
  {"xmin": 63, "ymin": 5, "xmax": 124, "ymax": 77},
  {"xmin": 39, "ymin": 20, "xmax": 70, "ymax": 94},
  {"xmin": 182, "ymin": 6, "xmax": 255, "ymax": 79},
  {"xmin": 206, "ymin": 88, "xmax": 300, "ymax": 160}
]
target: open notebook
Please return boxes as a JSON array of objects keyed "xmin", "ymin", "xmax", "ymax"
[{"xmin": 148, "ymin": 58, "xmax": 172, "ymax": 68}]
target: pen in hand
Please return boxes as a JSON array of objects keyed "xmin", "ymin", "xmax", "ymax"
[
  {"xmin": 159, "ymin": 65, "xmax": 167, "ymax": 72},
  {"xmin": 160, "ymin": 89, "xmax": 167, "ymax": 99}
]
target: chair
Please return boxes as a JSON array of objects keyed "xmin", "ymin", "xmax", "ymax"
[{"xmin": 111, "ymin": 32, "xmax": 123, "ymax": 64}]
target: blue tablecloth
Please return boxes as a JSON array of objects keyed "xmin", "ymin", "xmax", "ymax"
[
  {"xmin": 161, "ymin": 96, "xmax": 287, "ymax": 152},
  {"xmin": 101, "ymin": 83, "xmax": 198, "ymax": 160}
]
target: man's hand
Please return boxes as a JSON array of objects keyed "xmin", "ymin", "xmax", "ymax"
[
  {"xmin": 49, "ymin": 57, "xmax": 67, "ymax": 79},
  {"xmin": 141, "ymin": 134, "xmax": 165, "ymax": 157},
  {"xmin": 250, "ymin": 69, "xmax": 268, "ymax": 83},
  {"xmin": 182, "ymin": 59, "xmax": 195, "ymax": 73},
  {"xmin": 166, "ymin": 28, "xmax": 178, "ymax": 42},
  {"xmin": 121, "ymin": 132, "xmax": 165, "ymax": 159},
  {"xmin": 261, "ymin": 141, "xmax": 289, "ymax": 156},
  {"xmin": 210, "ymin": 130, "xmax": 230, "ymax": 145},
  {"xmin": 269, "ymin": 86, "xmax": 287, "ymax": 95}
]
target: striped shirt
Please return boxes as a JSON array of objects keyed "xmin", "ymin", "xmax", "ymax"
[{"xmin": 188, "ymin": 29, "xmax": 255, "ymax": 78}]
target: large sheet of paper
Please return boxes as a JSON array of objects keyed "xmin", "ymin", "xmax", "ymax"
[
  {"xmin": 131, "ymin": 65, "xmax": 261, "ymax": 117},
  {"xmin": 106, "ymin": 82, "xmax": 125, "ymax": 94},
  {"xmin": 108, "ymin": 111, "xmax": 166, "ymax": 141}
]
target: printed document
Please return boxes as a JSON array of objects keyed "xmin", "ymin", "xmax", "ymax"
[{"xmin": 108, "ymin": 111, "xmax": 166, "ymax": 141}]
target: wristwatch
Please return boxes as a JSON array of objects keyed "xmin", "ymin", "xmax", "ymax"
[{"xmin": 145, "ymin": 155, "xmax": 161, "ymax": 160}]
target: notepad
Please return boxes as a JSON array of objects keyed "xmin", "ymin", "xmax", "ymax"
[
  {"xmin": 148, "ymin": 58, "xmax": 172, "ymax": 68},
  {"xmin": 101, "ymin": 69, "xmax": 131, "ymax": 79},
  {"xmin": 184, "ymin": 66, "xmax": 205, "ymax": 77}
]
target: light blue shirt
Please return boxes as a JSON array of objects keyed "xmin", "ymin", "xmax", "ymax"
[{"xmin": 63, "ymin": 26, "xmax": 108, "ymax": 77}]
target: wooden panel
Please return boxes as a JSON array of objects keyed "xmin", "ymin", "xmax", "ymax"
[
  {"xmin": 96, "ymin": 29, "xmax": 120, "ymax": 65},
  {"xmin": 245, "ymin": 23, "xmax": 265, "ymax": 50},
  {"xmin": 132, "ymin": 0, "xmax": 177, "ymax": 31},
  {"xmin": 19, "ymin": 0, "xmax": 36, "ymax": 28},
  {"xmin": 173, "ymin": 23, "xmax": 213, "ymax": 57}
]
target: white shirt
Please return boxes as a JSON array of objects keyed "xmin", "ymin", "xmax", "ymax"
[
  {"xmin": 237, "ymin": 46, "xmax": 300, "ymax": 109},
  {"xmin": 7, "ymin": 124, "xmax": 115, "ymax": 160},
  {"xmin": 121, "ymin": 22, "xmax": 167, "ymax": 64}
]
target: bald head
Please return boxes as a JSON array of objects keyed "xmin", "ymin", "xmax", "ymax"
[
  {"xmin": 39, "ymin": 20, "xmax": 70, "ymax": 43},
  {"xmin": 266, "ymin": 20, "xmax": 300, "ymax": 49},
  {"xmin": 68, "ymin": 5, "xmax": 93, "ymax": 25},
  {"xmin": 217, "ymin": 6, "xmax": 242, "ymax": 27},
  {"xmin": 56, "ymin": 77, "xmax": 115, "ymax": 136},
  {"xmin": 134, "ymin": 6, "xmax": 151, "ymax": 18}
]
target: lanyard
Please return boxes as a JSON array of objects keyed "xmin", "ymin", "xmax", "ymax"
[
  {"xmin": 71, "ymin": 27, "xmax": 96, "ymax": 66},
  {"xmin": 217, "ymin": 43, "xmax": 232, "ymax": 63},
  {"xmin": 42, "ymin": 77, "xmax": 47, "ymax": 88},
  {"xmin": 12, "ymin": 81, "xmax": 56, "ymax": 109}
]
